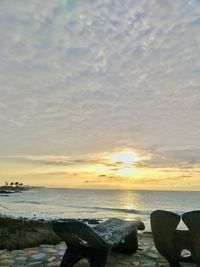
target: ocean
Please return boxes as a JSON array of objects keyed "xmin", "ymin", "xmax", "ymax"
[{"xmin": 0, "ymin": 188, "xmax": 200, "ymax": 231}]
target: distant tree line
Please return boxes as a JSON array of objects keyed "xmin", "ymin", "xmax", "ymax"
[{"xmin": 4, "ymin": 181, "xmax": 24, "ymax": 187}]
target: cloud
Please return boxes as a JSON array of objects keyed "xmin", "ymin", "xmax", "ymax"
[
  {"xmin": 0, "ymin": 0, "xmax": 199, "ymax": 168},
  {"xmin": 133, "ymin": 148, "xmax": 200, "ymax": 169},
  {"xmin": 0, "ymin": 154, "xmax": 101, "ymax": 166},
  {"xmin": 38, "ymin": 171, "xmax": 70, "ymax": 176},
  {"xmin": 1, "ymin": 145, "xmax": 200, "ymax": 173}
]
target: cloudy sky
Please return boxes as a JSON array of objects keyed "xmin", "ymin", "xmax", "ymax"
[{"xmin": 0, "ymin": 0, "xmax": 200, "ymax": 190}]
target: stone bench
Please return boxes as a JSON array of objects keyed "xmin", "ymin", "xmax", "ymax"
[
  {"xmin": 150, "ymin": 210, "xmax": 200, "ymax": 267},
  {"xmin": 52, "ymin": 218, "xmax": 145, "ymax": 267}
]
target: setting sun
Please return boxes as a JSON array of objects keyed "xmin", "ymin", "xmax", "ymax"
[{"xmin": 109, "ymin": 151, "xmax": 140, "ymax": 166}]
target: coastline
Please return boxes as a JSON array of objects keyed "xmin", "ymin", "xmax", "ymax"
[
  {"xmin": 1, "ymin": 189, "xmax": 199, "ymax": 229},
  {"xmin": 0, "ymin": 185, "xmax": 45, "ymax": 195}
]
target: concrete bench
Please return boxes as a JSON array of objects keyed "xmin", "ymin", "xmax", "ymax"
[
  {"xmin": 150, "ymin": 210, "xmax": 200, "ymax": 267},
  {"xmin": 52, "ymin": 218, "xmax": 145, "ymax": 267}
]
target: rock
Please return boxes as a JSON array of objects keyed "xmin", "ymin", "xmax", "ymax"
[
  {"xmin": 55, "ymin": 243, "xmax": 66, "ymax": 251},
  {"xmin": 118, "ymin": 261, "xmax": 131, "ymax": 265},
  {"xmin": 31, "ymin": 252, "xmax": 46, "ymax": 260},
  {"xmin": 0, "ymin": 259, "xmax": 14, "ymax": 266},
  {"xmin": 40, "ymin": 244, "xmax": 55, "ymax": 248},
  {"xmin": 26, "ymin": 249, "xmax": 39, "ymax": 256},
  {"xmin": 0, "ymin": 254, "xmax": 10, "ymax": 259},
  {"xmin": 181, "ymin": 249, "xmax": 191, "ymax": 257},
  {"xmin": 27, "ymin": 261, "xmax": 43, "ymax": 266},
  {"xmin": 150, "ymin": 246, "xmax": 157, "ymax": 253},
  {"xmin": 42, "ymin": 248, "xmax": 57, "ymax": 253},
  {"xmin": 145, "ymin": 252, "xmax": 159, "ymax": 259},
  {"xmin": 16, "ymin": 256, "xmax": 27, "ymax": 261},
  {"xmin": 12, "ymin": 249, "xmax": 26, "ymax": 254},
  {"xmin": 47, "ymin": 262, "xmax": 60, "ymax": 267},
  {"xmin": 132, "ymin": 261, "xmax": 140, "ymax": 265},
  {"xmin": 58, "ymin": 251, "xmax": 65, "ymax": 256},
  {"xmin": 47, "ymin": 256, "xmax": 56, "ymax": 262}
]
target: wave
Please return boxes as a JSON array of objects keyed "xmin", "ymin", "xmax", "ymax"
[
  {"xmin": 0, "ymin": 204, "xmax": 7, "ymax": 210},
  {"xmin": 93, "ymin": 206, "xmax": 151, "ymax": 215},
  {"xmin": 14, "ymin": 201, "xmax": 44, "ymax": 205},
  {"xmin": 66, "ymin": 204, "xmax": 151, "ymax": 216}
]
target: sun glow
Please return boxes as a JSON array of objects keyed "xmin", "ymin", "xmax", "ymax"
[
  {"xmin": 109, "ymin": 151, "xmax": 140, "ymax": 165},
  {"xmin": 106, "ymin": 151, "xmax": 141, "ymax": 177},
  {"xmin": 117, "ymin": 167, "xmax": 134, "ymax": 176}
]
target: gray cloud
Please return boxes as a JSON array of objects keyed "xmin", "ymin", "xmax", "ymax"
[
  {"xmin": 0, "ymin": 0, "xmax": 200, "ymax": 167},
  {"xmin": 134, "ymin": 148, "xmax": 200, "ymax": 169}
]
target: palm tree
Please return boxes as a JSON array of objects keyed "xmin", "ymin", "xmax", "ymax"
[
  {"xmin": 15, "ymin": 182, "xmax": 19, "ymax": 187},
  {"xmin": 10, "ymin": 182, "xmax": 14, "ymax": 186}
]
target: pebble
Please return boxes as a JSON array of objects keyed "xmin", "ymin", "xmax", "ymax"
[
  {"xmin": 0, "ymin": 233, "xmax": 170, "ymax": 267},
  {"xmin": 47, "ymin": 262, "xmax": 60, "ymax": 267},
  {"xmin": 132, "ymin": 261, "xmax": 140, "ymax": 265}
]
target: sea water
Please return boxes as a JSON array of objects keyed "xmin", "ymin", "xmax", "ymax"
[{"xmin": 0, "ymin": 188, "xmax": 200, "ymax": 230}]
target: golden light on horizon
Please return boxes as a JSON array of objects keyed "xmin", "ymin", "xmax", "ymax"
[{"xmin": 117, "ymin": 167, "xmax": 134, "ymax": 176}]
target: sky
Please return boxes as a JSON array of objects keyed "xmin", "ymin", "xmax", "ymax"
[{"xmin": 0, "ymin": 0, "xmax": 200, "ymax": 190}]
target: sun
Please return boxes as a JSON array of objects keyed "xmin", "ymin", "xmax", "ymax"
[
  {"xmin": 105, "ymin": 151, "xmax": 141, "ymax": 177},
  {"xmin": 109, "ymin": 151, "xmax": 140, "ymax": 166}
]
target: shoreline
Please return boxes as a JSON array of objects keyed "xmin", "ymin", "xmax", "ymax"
[{"xmin": 0, "ymin": 186, "xmax": 45, "ymax": 195}]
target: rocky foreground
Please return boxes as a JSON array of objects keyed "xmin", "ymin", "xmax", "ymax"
[{"xmin": 0, "ymin": 232, "xmax": 172, "ymax": 267}]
